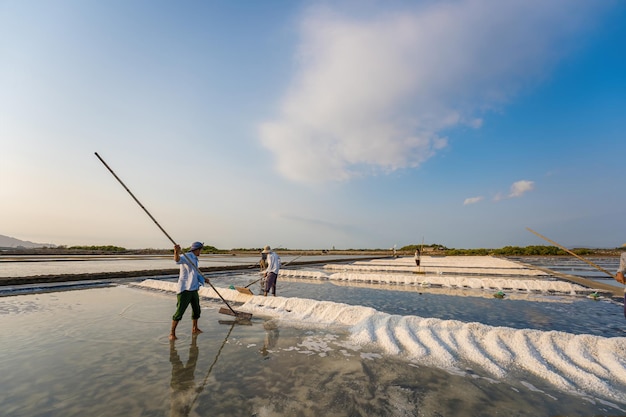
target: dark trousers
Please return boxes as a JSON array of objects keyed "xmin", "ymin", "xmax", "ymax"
[{"xmin": 265, "ymin": 272, "xmax": 278, "ymax": 295}]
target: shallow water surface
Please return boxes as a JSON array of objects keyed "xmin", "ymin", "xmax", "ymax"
[
  {"xmin": 512, "ymin": 256, "xmax": 620, "ymax": 284},
  {"xmin": 1, "ymin": 285, "xmax": 625, "ymax": 417},
  {"xmin": 221, "ymin": 270, "xmax": 626, "ymax": 337}
]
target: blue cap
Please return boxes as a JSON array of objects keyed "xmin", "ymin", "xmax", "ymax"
[{"xmin": 190, "ymin": 242, "xmax": 204, "ymax": 251}]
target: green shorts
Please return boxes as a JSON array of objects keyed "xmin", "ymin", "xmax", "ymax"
[{"xmin": 172, "ymin": 290, "xmax": 201, "ymax": 321}]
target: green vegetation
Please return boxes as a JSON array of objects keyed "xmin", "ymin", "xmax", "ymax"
[
  {"xmin": 195, "ymin": 245, "xmax": 220, "ymax": 254},
  {"xmin": 452, "ymin": 246, "xmax": 568, "ymax": 256},
  {"xmin": 68, "ymin": 245, "xmax": 127, "ymax": 252},
  {"xmin": 400, "ymin": 243, "xmax": 449, "ymax": 252},
  {"xmin": 63, "ymin": 244, "xmax": 222, "ymax": 254},
  {"xmin": 401, "ymin": 244, "xmax": 605, "ymax": 256}
]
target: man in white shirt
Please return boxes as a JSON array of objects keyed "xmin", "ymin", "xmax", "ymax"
[
  {"xmin": 262, "ymin": 245, "xmax": 281, "ymax": 297},
  {"xmin": 169, "ymin": 241, "xmax": 205, "ymax": 340}
]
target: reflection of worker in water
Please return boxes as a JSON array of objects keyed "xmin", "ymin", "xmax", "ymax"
[
  {"xmin": 170, "ymin": 335, "xmax": 199, "ymax": 417},
  {"xmin": 260, "ymin": 321, "xmax": 279, "ymax": 357}
]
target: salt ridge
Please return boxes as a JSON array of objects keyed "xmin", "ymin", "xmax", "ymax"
[
  {"xmin": 328, "ymin": 272, "xmax": 592, "ymax": 294},
  {"xmin": 134, "ymin": 279, "xmax": 626, "ymax": 406},
  {"xmin": 279, "ymin": 268, "xmax": 594, "ymax": 294}
]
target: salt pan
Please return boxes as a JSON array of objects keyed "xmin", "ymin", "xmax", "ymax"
[{"xmin": 134, "ymin": 278, "xmax": 626, "ymax": 405}]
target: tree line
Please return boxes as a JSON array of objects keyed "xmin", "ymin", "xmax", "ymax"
[
  {"xmin": 66, "ymin": 245, "xmax": 221, "ymax": 253},
  {"xmin": 399, "ymin": 244, "xmax": 608, "ymax": 256}
]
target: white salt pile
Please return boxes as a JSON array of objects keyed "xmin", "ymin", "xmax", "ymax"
[
  {"xmin": 134, "ymin": 278, "xmax": 626, "ymax": 406},
  {"xmin": 328, "ymin": 255, "xmax": 547, "ymax": 276},
  {"xmin": 279, "ymin": 269, "xmax": 328, "ymax": 280}
]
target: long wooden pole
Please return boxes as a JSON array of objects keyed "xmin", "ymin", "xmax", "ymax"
[
  {"xmin": 95, "ymin": 152, "xmax": 250, "ymax": 319},
  {"xmin": 526, "ymin": 227, "xmax": 616, "ymax": 279},
  {"xmin": 282, "ymin": 254, "xmax": 302, "ymax": 268}
]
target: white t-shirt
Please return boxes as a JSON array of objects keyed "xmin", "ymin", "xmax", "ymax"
[
  {"xmin": 265, "ymin": 251, "xmax": 281, "ymax": 274},
  {"xmin": 175, "ymin": 252, "xmax": 204, "ymax": 294}
]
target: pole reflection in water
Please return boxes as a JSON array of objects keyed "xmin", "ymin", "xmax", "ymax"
[{"xmin": 169, "ymin": 322, "xmax": 236, "ymax": 417}]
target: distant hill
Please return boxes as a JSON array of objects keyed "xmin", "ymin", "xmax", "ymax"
[{"xmin": 0, "ymin": 234, "xmax": 56, "ymax": 249}]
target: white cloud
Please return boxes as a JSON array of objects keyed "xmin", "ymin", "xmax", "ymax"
[
  {"xmin": 259, "ymin": 0, "xmax": 603, "ymax": 183},
  {"xmin": 493, "ymin": 180, "xmax": 535, "ymax": 201},
  {"xmin": 464, "ymin": 196, "xmax": 484, "ymax": 205},
  {"xmin": 508, "ymin": 180, "xmax": 535, "ymax": 198}
]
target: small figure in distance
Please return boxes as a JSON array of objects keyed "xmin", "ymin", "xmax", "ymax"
[
  {"xmin": 169, "ymin": 241, "xmax": 205, "ymax": 341},
  {"xmin": 615, "ymin": 251, "xmax": 626, "ymax": 318},
  {"xmin": 414, "ymin": 248, "xmax": 421, "ymax": 267}
]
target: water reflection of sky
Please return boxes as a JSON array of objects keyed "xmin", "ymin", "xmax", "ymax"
[{"xmin": 511, "ymin": 256, "xmax": 620, "ymax": 282}]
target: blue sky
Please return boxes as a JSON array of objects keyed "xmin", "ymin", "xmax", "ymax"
[{"xmin": 1, "ymin": 0, "xmax": 625, "ymax": 250}]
